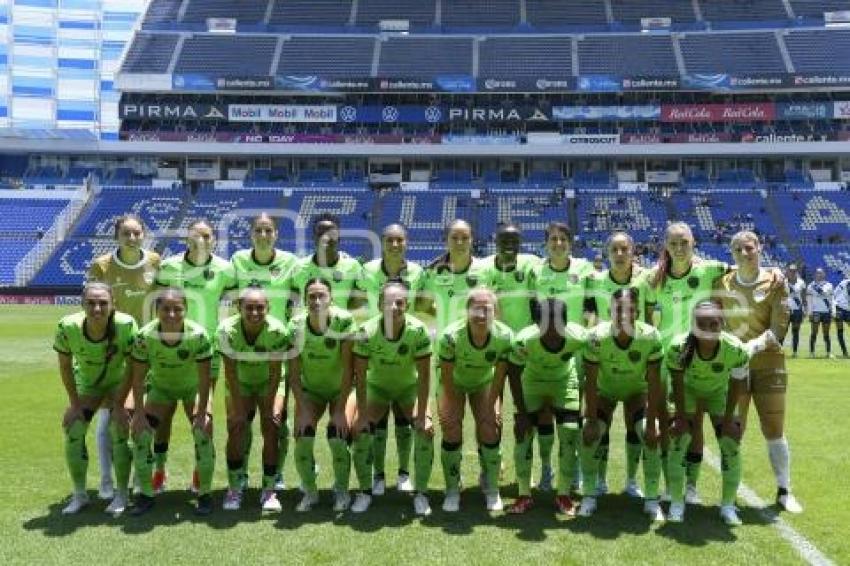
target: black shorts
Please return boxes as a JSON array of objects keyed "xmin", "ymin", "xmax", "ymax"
[
  {"xmin": 789, "ymin": 310, "xmax": 803, "ymax": 324},
  {"xmin": 811, "ymin": 312, "xmax": 832, "ymax": 324},
  {"xmin": 836, "ymin": 307, "xmax": 850, "ymax": 323}
]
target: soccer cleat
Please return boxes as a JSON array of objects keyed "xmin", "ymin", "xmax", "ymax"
[
  {"xmin": 105, "ymin": 492, "xmax": 128, "ymax": 516},
  {"xmin": 195, "ymin": 494, "xmax": 213, "ymax": 516},
  {"xmin": 685, "ymin": 484, "xmax": 702, "ymax": 505},
  {"xmin": 537, "ymin": 465, "xmax": 554, "ymax": 492},
  {"xmin": 625, "ymin": 480, "xmax": 644, "ymax": 499},
  {"xmin": 222, "ymin": 489, "xmax": 243, "ymax": 511},
  {"xmin": 485, "ymin": 491, "xmax": 503, "ymax": 512},
  {"xmin": 595, "ymin": 479, "xmax": 609, "ymax": 496},
  {"xmin": 555, "ymin": 495, "xmax": 575, "ymax": 516},
  {"xmin": 442, "ymin": 489, "xmax": 461, "ymax": 513},
  {"xmin": 98, "ymin": 479, "xmax": 114, "ymax": 501},
  {"xmin": 351, "ymin": 492, "xmax": 372, "ymax": 513},
  {"xmin": 577, "ymin": 496, "xmax": 597, "ymax": 517},
  {"xmin": 372, "ymin": 475, "xmax": 386, "ymax": 496},
  {"xmin": 130, "ymin": 494, "xmax": 155, "ymax": 516},
  {"xmin": 397, "ymin": 472, "xmax": 414, "ymax": 493},
  {"xmin": 413, "ymin": 493, "xmax": 432, "ymax": 516},
  {"xmin": 506, "ymin": 495, "xmax": 534, "ymax": 514},
  {"xmin": 720, "ymin": 504, "xmax": 742, "ymax": 526},
  {"xmin": 190, "ymin": 470, "xmax": 200, "ymax": 494},
  {"xmin": 333, "ymin": 489, "xmax": 351, "ymax": 512},
  {"xmin": 274, "ymin": 473, "xmax": 286, "ymax": 491},
  {"xmin": 296, "ymin": 492, "xmax": 319, "ymax": 512},
  {"xmin": 667, "ymin": 502, "xmax": 685, "ymax": 523},
  {"xmin": 777, "ymin": 490, "xmax": 804, "ymax": 514},
  {"xmin": 62, "ymin": 492, "xmax": 90, "ymax": 515},
  {"xmin": 644, "ymin": 499, "xmax": 664, "ymax": 522},
  {"xmin": 260, "ymin": 490, "xmax": 282, "ymax": 513},
  {"xmin": 152, "ymin": 470, "xmax": 167, "ymax": 495}
]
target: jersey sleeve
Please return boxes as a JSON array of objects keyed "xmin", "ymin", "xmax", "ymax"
[
  {"xmin": 351, "ymin": 325, "xmax": 370, "ymax": 358},
  {"xmin": 508, "ymin": 336, "xmax": 528, "ymax": 366},
  {"xmin": 122, "ymin": 319, "xmax": 139, "ymax": 354},
  {"xmin": 646, "ymin": 328, "xmax": 663, "ymax": 362},
  {"xmin": 53, "ymin": 320, "xmax": 71, "ymax": 354},
  {"xmin": 194, "ymin": 330, "xmax": 214, "ymax": 361},
  {"xmin": 222, "ymin": 262, "xmax": 238, "ymax": 290},
  {"xmin": 413, "ymin": 325, "xmax": 432, "ymax": 359},
  {"xmin": 437, "ymin": 330, "xmax": 455, "ymax": 362},
  {"xmin": 499, "ymin": 330, "xmax": 514, "ymax": 361},
  {"xmin": 665, "ymin": 341, "xmax": 684, "ymax": 371},
  {"xmin": 131, "ymin": 333, "xmax": 149, "ymax": 362},
  {"xmin": 583, "ymin": 329, "xmax": 601, "ymax": 363},
  {"xmin": 729, "ymin": 342, "xmax": 750, "ymax": 380},
  {"xmin": 154, "ymin": 262, "xmax": 173, "ymax": 287}
]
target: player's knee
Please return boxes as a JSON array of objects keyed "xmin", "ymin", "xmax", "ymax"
[
  {"xmin": 553, "ymin": 408, "xmax": 580, "ymax": 427},
  {"xmin": 441, "ymin": 421, "xmax": 462, "ymax": 444},
  {"xmin": 441, "ymin": 440, "xmax": 462, "ymax": 452},
  {"xmin": 760, "ymin": 421, "xmax": 784, "ymax": 440}
]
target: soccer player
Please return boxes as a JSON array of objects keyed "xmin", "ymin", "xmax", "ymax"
[
  {"xmin": 783, "ymin": 264, "xmax": 806, "ymax": 358},
  {"xmin": 835, "ymin": 272, "xmax": 850, "ymax": 357},
  {"xmin": 578, "ymin": 288, "xmax": 665, "ymax": 520},
  {"xmin": 129, "ymin": 288, "xmax": 214, "ymax": 516},
  {"xmin": 87, "ymin": 214, "xmax": 160, "ymax": 500},
  {"xmin": 807, "ymin": 268, "xmax": 835, "ymax": 358},
  {"xmin": 648, "ymin": 222, "xmax": 730, "ymax": 505},
  {"xmin": 714, "ymin": 231, "xmax": 802, "ymax": 514},
  {"xmin": 585, "ymin": 231, "xmax": 655, "ymax": 497},
  {"xmin": 288, "ymin": 278, "xmax": 358, "ymax": 512},
  {"xmin": 351, "ymin": 281, "xmax": 434, "ymax": 515},
  {"xmin": 355, "ymin": 224, "xmax": 426, "ymax": 496},
  {"xmin": 437, "ymin": 288, "xmax": 513, "ymax": 513},
  {"xmin": 55, "ymin": 282, "xmax": 137, "ymax": 516},
  {"xmin": 219, "ymin": 287, "xmax": 288, "ymax": 512},
  {"xmin": 153, "ymin": 219, "xmax": 236, "ymax": 494},
  {"xmin": 665, "ymin": 301, "xmax": 755, "ymax": 525},
  {"xmin": 231, "ymin": 213, "xmax": 297, "ymax": 489},
  {"xmin": 505, "ymin": 297, "xmax": 586, "ymax": 515},
  {"xmin": 528, "ymin": 222, "xmax": 594, "ymax": 492}
]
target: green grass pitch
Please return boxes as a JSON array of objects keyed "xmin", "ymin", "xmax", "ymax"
[{"xmin": 1, "ymin": 305, "xmax": 848, "ymax": 565}]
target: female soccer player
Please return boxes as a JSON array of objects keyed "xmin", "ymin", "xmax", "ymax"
[
  {"xmin": 55, "ymin": 282, "xmax": 137, "ymax": 516},
  {"xmin": 783, "ymin": 264, "xmax": 806, "ymax": 358},
  {"xmin": 665, "ymin": 301, "xmax": 753, "ymax": 525},
  {"xmin": 355, "ymin": 224, "xmax": 426, "ymax": 496},
  {"xmin": 648, "ymin": 222, "xmax": 731, "ymax": 505},
  {"xmin": 129, "ymin": 288, "xmax": 214, "ymax": 516},
  {"xmin": 807, "ymin": 267, "xmax": 834, "ymax": 358},
  {"xmin": 153, "ymin": 219, "xmax": 235, "ymax": 493},
  {"xmin": 585, "ymin": 231, "xmax": 655, "ymax": 497},
  {"xmin": 351, "ymin": 281, "xmax": 434, "ymax": 515},
  {"xmin": 528, "ymin": 222, "xmax": 594, "ymax": 492},
  {"xmin": 714, "ymin": 231, "xmax": 802, "ymax": 513},
  {"xmin": 437, "ymin": 288, "xmax": 513, "ymax": 513},
  {"xmin": 578, "ymin": 288, "xmax": 665, "ymax": 520},
  {"xmin": 219, "ymin": 287, "xmax": 288, "ymax": 512},
  {"xmin": 87, "ymin": 214, "xmax": 160, "ymax": 500},
  {"xmin": 505, "ymin": 297, "xmax": 586, "ymax": 515},
  {"xmin": 835, "ymin": 272, "xmax": 850, "ymax": 357},
  {"xmin": 289, "ymin": 278, "xmax": 358, "ymax": 512},
  {"xmin": 231, "ymin": 213, "xmax": 297, "ymax": 490}
]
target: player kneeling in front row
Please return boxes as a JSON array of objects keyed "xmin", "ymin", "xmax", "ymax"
[
  {"xmin": 130, "ymin": 288, "xmax": 215, "ymax": 516},
  {"xmin": 665, "ymin": 301, "xmax": 773, "ymax": 525},
  {"xmin": 438, "ymin": 288, "xmax": 513, "ymax": 513},
  {"xmin": 219, "ymin": 287, "xmax": 288, "ymax": 512},
  {"xmin": 579, "ymin": 288, "xmax": 665, "ymax": 520},
  {"xmin": 56, "ymin": 283, "xmax": 137, "ymax": 516},
  {"xmin": 505, "ymin": 297, "xmax": 587, "ymax": 516},
  {"xmin": 351, "ymin": 281, "xmax": 435, "ymax": 515},
  {"xmin": 289, "ymin": 278, "xmax": 359, "ymax": 512}
]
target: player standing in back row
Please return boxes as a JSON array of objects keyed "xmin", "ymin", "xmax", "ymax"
[
  {"xmin": 832, "ymin": 271, "xmax": 849, "ymax": 358},
  {"xmin": 783, "ymin": 264, "xmax": 806, "ymax": 358},
  {"xmin": 806, "ymin": 268, "xmax": 834, "ymax": 358}
]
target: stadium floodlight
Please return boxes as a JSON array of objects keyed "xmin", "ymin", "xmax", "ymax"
[
  {"xmin": 640, "ymin": 17, "xmax": 672, "ymax": 32},
  {"xmin": 824, "ymin": 11, "xmax": 850, "ymax": 27},
  {"xmin": 379, "ymin": 19, "xmax": 410, "ymax": 34},
  {"xmin": 207, "ymin": 18, "xmax": 237, "ymax": 33}
]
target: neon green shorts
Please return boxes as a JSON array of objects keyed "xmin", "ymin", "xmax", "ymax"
[
  {"xmin": 227, "ymin": 379, "xmax": 272, "ymax": 398},
  {"xmin": 146, "ymin": 383, "xmax": 197, "ymax": 405},
  {"xmin": 302, "ymin": 385, "xmax": 341, "ymax": 405},
  {"xmin": 367, "ymin": 381, "xmax": 417, "ymax": 406},
  {"xmin": 75, "ymin": 372, "xmax": 123, "ymax": 399},
  {"xmin": 523, "ymin": 379, "xmax": 579, "ymax": 413},
  {"xmin": 684, "ymin": 387, "xmax": 728, "ymax": 415},
  {"xmin": 598, "ymin": 377, "xmax": 647, "ymax": 404}
]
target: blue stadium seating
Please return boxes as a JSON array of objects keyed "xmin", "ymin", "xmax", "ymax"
[
  {"xmin": 175, "ymin": 35, "xmax": 278, "ymax": 75},
  {"xmin": 680, "ymin": 32, "xmax": 786, "ymax": 74},
  {"xmin": 32, "ymin": 238, "xmax": 116, "ymax": 286},
  {"xmin": 276, "ymin": 36, "xmax": 375, "ymax": 77},
  {"xmin": 121, "ymin": 33, "xmax": 179, "ymax": 73},
  {"xmin": 182, "ymin": 0, "xmax": 268, "ymax": 23},
  {"xmin": 143, "ymin": 0, "xmax": 182, "ymax": 25},
  {"xmin": 357, "ymin": 0, "xmax": 434, "ymax": 28},
  {"xmin": 72, "ymin": 188, "xmax": 185, "ymax": 237},
  {"xmin": 479, "ymin": 37, "xmax": 572, "ymax": 79},
  {"xmin": 442, "ymin": 0, "xmax": 519, "ymax": 31},
  {"xmin": 0, "ymin": 197, "xmax": 71, "ymax": 284},
  {"xmin": 526, "ymin": 0, "xmax": 607, "ymax": 29},
  {"xmin": 611, "ymin": 0, "xmax": 697, "ymax": 24},
  {"xmin": 772, "ymin": 191, "xmax": 850, "ymax": 245},
  {"xmin": 578, "ymin": 35, "xmax": 678, "ymax": 76},
  {"xmin": 798, "ymin": 245, "xmax": 850, "ymax": 280},
  {"xmin": 789, "ymin": 0, "xmax": 850, "ymax": 19},
  {"xmin": 698, "ymin": 0, "xmax": 789, "ymax": 23},
  {"xmin": 378, "ymin": 37, "xmax": 473, "ymax": 78},
  {"xmin": 785, "ymin": 30, "xmax": 850, "ymax": 72},
  {"xmin": 270, "ymin": 0, "xmax": 352, "ymax": 27}
]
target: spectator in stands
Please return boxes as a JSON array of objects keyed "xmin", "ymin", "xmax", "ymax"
[{"xmin": 807, "ymin": 268, "xmax": 835, "ymax": 359}]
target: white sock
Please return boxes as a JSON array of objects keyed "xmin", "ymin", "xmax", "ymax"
[
  {"xmin": 95, "ymin": 408, "xmax": 113, "ymax": 487},
  {"xmin": 767, "ymin": 437, "xmax": 790, "ymax": 490}
]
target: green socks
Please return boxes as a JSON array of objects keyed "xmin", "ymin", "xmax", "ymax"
[
  {"xmin": 193, "ymin": 428, "xmax": 215, "ymax": 496},
  {"xmin": 556, "ymin": 423, "xmax": 580, "ymax": 496},
  {"xmin": 352, "ymin": 433, "xmax": 373, "ymax": 491},
  {"xmin": 718, "ymin": 436, "xmax": 741, "ymax": 506},
  {"xmin": 276, "ymin": 419, "xmax": 289, "ymax": 477},
  {"xmin": 373, "ymin": 421, "xmax": 388, "ymax": 477},
  {"xmin": 133, "ymin": 428, "xmax": 155, "ymax": 497},
  {"xmin": 666, "ymin": 432, "xmax": 692, "ymax": 505},
  {"xmin": 153, "ymin": 442, "xmax": 168, "ymax": 472},
  {"xmin": 413, "ymin": 431, "xmax": 434, "ymax": 493},
  {"xmin": 395, "ymin": 420, "xmax": 413, "ymax": 474},
  {"xmin": 537, "ymin": 423, "xmax": 555, "ymax": 471},
  {"xmin": 441, "ymin": 441, "xmax": 462, "ymax": 492},
  {"xmin": 227, "ymin": 459, "xmax": 244, "ymax": 490},
  {"xmin": 65, "ymin": 419, "xmax": 90, "ymax": 493},
  {"xmin": 480, "ymin": 443, "xmax": 501, "ymax": 494},
  {"xmin": 626, "ymin": 435, "xmax": 642, "ymax": 483},
  {"xmin": 514, "ymin": 432, "xmax": 534, "ymax": 497},
  {"xmin": 109, "ymin": 422, "xmax": 132, "ymax": 493},
  {"xmin": 328, "ymin": 436, "xmax": 351, "ymax": 492},
  {"xmin": 686, "ymin": 452, "xmax": 703, "ymax": 487},
  {"xmin": 295, "ymin": 435, "xmax": 317, "ymax": 494}
]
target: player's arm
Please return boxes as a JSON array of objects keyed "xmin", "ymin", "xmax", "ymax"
[
  {"xmin": 194, "ymin": 358, "xmax": 212, "ymax": 426},
  {"xmin": 645, "ymin": 360, "xmax": 662, "ymax": 447},
  {"xmin": 670, "ymin": 368, "xmax": 686, "ymax": 431},
  {"xmin": 582, "ymin": 359, "xmax": 601, "ymax": 443},
  {"xmin": 771, "ymin": 279, "xmax": 791, "ymax": 343},
  {"xmin": 414, "ymin": 355, "xmax": 431, "ymax": 429},
  {"xmin": 287, "ymin": 355, "xmax": 305, "ymax": 407},
  {"xmin": 352, "ymin": 353, "xmax": 368, "ymax": 416},
  {"xmin": 506, "ymin": 361, "xmax": 527, "ymax": 416},
  {"xmin": 491, "ymin": 360, "xmax": 508, "ymax": 407},
  {"xmin": 222, "ymin": 354, "xmax": 245, "ymax": 422},
  {"xmin": 57, "ymin": 352, "xmax": 80, "ymax": 414},
  {"xmin": 266, "ymin": 360, "xmax": 282, "ymax": 413},
  {"xmin": 724, "ymin": 366, "xmax": 748, "ymax": 437}
]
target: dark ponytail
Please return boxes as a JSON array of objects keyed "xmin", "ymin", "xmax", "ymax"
[{"xmin": 678, "ymin": 331, "xmax": 699, "ymax": 371}]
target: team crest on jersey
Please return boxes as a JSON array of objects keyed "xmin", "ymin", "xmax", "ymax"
[
  {"xmin": 397, "ymin": 344, "xmax": 409, "ymax": 355},
  {"xmin": 134, "ymin": 336, "xmax": 146, "ymax": 350},
  {"xmin": 712, "ymin": 362, "xmax": 724, "ymax": 373},
  {"xmin": 177, "ymin": 349, "xmax": 190, "ymax": 360},
  {"xmin": 485, "ymin": 351, "xmax": 497, "ymax": 362},
  {"xmin": 514, "ymin": 271, "xmax": 525, "ymax": 283},
  {"xmin": 687, "ymin": 277, "xmax": 699, "ymax": 289},
  {"xmin": 324, "ymin": 338, "xmax": 337, "ymax": 349},
  {"xmin": 752, "ymin": 290, "xmax": 766, "ymax": 303},
  {"xmin": 628, "ymin": 350, "xmax": 641, "ymax": 362},
  {"xmin": 203, "ymin": 268, "xmax": 214, "ymax": 281},
  {"xmin": 560, "ymin": 352, "xmax": 572, "ymax": 362},
  {"xmin": 333, "ymin": 271, "xmax": 343, "ymax": 282},
  {"xmin": 569, "ymin": 274, "xmax": 579, "ymax": 285},
  {"xmin": 466, "ymin": 276, "xmax": 479, "ymax": 287},
  {"xmin": 269, "ymin": 267, "xmax": 281, "ymax": 277}
]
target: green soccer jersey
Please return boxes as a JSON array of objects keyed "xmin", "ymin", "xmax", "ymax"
[
  {"xmin": 584, "ymin": 320, "xmax": 664, "ymax": 387},
  {"xmin": 217, "ymin": 314, "xmax": 289, "ymax": 385},
  {"xmin": 647, "ymin": 259, "xmax": 728, "ymax": 347},
  {"xmin": 420, "ymin": 259, "xmax": 487, "ymax": 334},
  {"xmin": 53, "ymin": 311, "xmax": 138, "ymax": 390},
  {"xmin": 437, "ymin": 318, "xmax": 513, "ymax": 391},
  {"xmin": 356, "ymin": 259, "xmax": 425, "ymax": 318},
  {"xmin": 665, "ymin": 331, "xmax": 750, "ymax": 399},
  {"xmin": 288, "ymin": 305, "xmax": 355, "ymax": 397},
  {"xmin": 529, "ymin": 257, "xmax": 594, "ymax": 326},
  {"xmin": 230, "ymin": 248, "xmax": 298, "ymax": 323},
  {"xmin": 508, "ymin": 322, "xmax": 587, "ymax": 384},
  {"xmin": 586, "ymin": 266, "xmax": 654, "ymax": 322},
  {"xmin": 288, "ymin": 252, "xmax": 363, "ymax": 312},
  {"xmin": 156, "ymin": 253, "xmax": 236, "ymax": 337},
  {"xmin": 353, "ymin": 314, "xmax": 432, "ymax": 391},
  {"xmin": 132, "ymin": 319, "xmax": 213, "ymax": 391},
  {"xmin": 479, "ymin": 253, "xmax": 539, "ymax": 332}
]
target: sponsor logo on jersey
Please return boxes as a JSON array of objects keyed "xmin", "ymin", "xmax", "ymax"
[
  {"xmin": 177, "ymin": 349, "xmax": 190, "ymax": 360},
  {"xmin": 628, "ymin": 350, "xmax": 641, "ymax": 362},
  {"xmin": 270, "ymin": 267, "xmax": 281, "ymax": 277},
  {"xmin": 514, "ymin": 271, "xmax": 525, "ymax": 283},
  {"xmin": 143, "ymin": 272, "xmax": 155, "ymax": 285},
  {"xmin": 485, "ymin": 351, "xmax": 497, "ymax": 362},
  {"xmin": 203, "ymin": 268, "xmax": 214, "ymax": 281},
  {"xmin": 397, "ymin": 344, "xmax": 409, "ymax": 355},
  {"xmin": 687, "ymin": 277, "xmax": 699, "ymax": 289},
  {"xmin": 324, "ymin": 338, "xmax": 337, "ymax": 349},
  {"xmin": 712, "ymin": 362, "xmax": 724, "ymax": 373},
  {"xmin": 333, "ymin": 271, "xmax": 343, "ymax": 282},
  {"xmin": 560, "ymin": 352, "xmax": 573, "ymax": 362},
  {"xmin": 752, "ymin": 290, "xmax": 766, "ymax": 303},
  {"xmin": 466, "ymin": 276, "xmax": 479, "ymax": 287}
]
